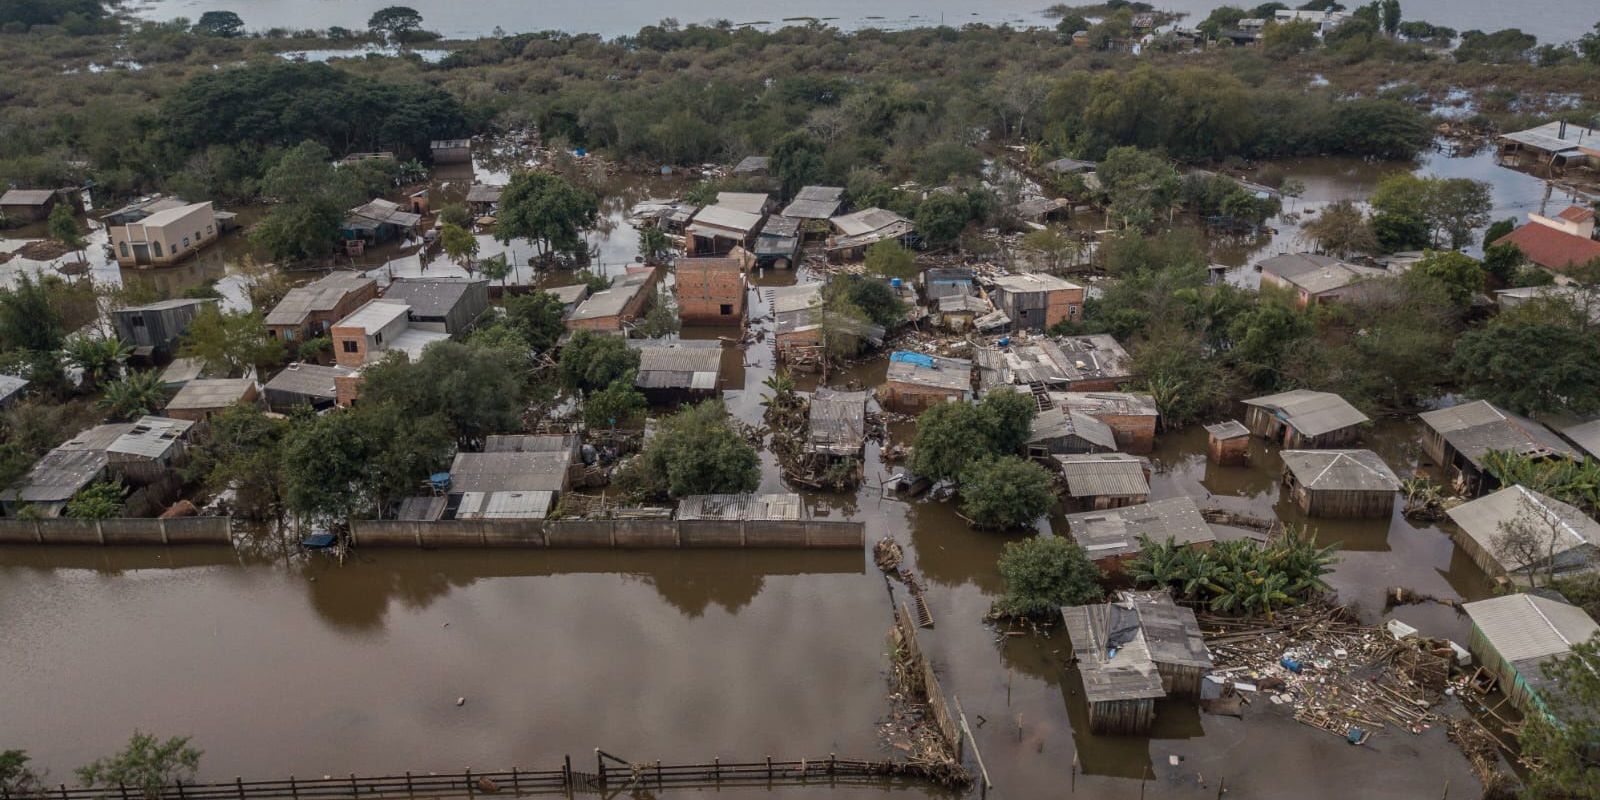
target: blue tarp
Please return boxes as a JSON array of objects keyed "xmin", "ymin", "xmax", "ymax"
[{"xmin": 890, "ymin": 351, "xmax": 936, "ymax": 369}]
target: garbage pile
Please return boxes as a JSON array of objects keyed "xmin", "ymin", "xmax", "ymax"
[{"xmin": 1199, "ymin": 603, "xmax": 1455, "ymax": 744}]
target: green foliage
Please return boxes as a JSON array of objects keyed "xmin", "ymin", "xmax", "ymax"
[
  {"xmin": 1516, "ymin": 633, "xmax": 1600, "ymax": 799},
  {"xmin": 1096, "ymin": 147, "xmax": 1181, "ymax": 230},
  {"xmin": 99, "ymin": 370, "xmax": 169, "ymax": 421},
  {"xmin": 368, "ymin": 6, "xmax": 424, "ymax": 40},
  {"xmin": 250, "ymin": 141, "xmax": 368, "ymax": 261},
  {"xmin": 1452, "ymin": 313, "xmax": 1600, "ymax": 415},
  {"xmin": 1481, "ymin": 451, "xmax": 1600, "ymax": 518},
  {"xmin": 558, "ymin": 331, "xmax": 640, "ymax": 393},
  {"xmin": 184, "ymin": 405, "xmax": 288, "ymax": 519},
  {"xmin": 1127, "ymin": 526, "xmax": 1338, "ymax": 619},
  {"xmin": 1133, "ymin": 327, "xmax": 1234, "ymax": 427},
  {"xmin": 1226, "ymin": 295, "xmax": 1314, "ymax": 390},
  {"xmin": 614, "ymin": 400, "xmax": 758, "ymax": 499},
  {"xmin": 583, "ymin": 378, "xmax": 646, "ymax": 429},
  {"xmin": 495, "ymin": 171, "xmax": 599, "ymax": 258},
  {"xmin": 1264, "ymin": 20, "xmax": 1320, "ymax": 59},
  {"xmin": 76, "ymin": 732, "xmax": 202, "ymax": 799},
  {"xmin": 282, "ymin": 402, "xmax": 453, "ymax": 520},
  {"xmin": 910, "ymin": 390, "xmax": 1037, "ymax": 481},
  {"xmin": 0, "ymin": 274, "xmax": 67, "ymax": 353},
  {"xmin": 1302, "ymin": 199, "xmax": 1378, "ymax": 258},
  {"xmin": 192, "ymin": 11, "xmax": 245, "ymax": 37},
  {"xmin": 501, "ymin": 290, "xmax": 567, "ymax": 352},
  {"xmin": 439, "ymin": 203, "xmax": 473, "ymax": 229},
  {"xmin": 633, "ymin": 287, "xmax": 680, "ymax": 338},
  {"xmin": 1455, "ymin": 28, "xmax": 1537, "ymax": 64},
  {"xmin": 993, "ymin": 536, "xmax": 1105, "ymax": 618},
  {"xmin": 1404, "ymin": 250, "xmax": 1485, "ymax": 307},
  {"xmin": 1481, "ymin": 242, "xmax": 1524, "ymax": 286},
  {"xmin": 64, "ymin": 335, "xmax": 131, "ymax": 388},
  {"xmin": 770, "ymin": 132, "xmax": 824, "ymax": 196},
  {"xmin": 1370, "ymin": 173, "xmax": 1493, "ymax": 250},
  {"xmin": 863, "ymin": 239, "xmax": 917, "ymax": 279},
  {"xmin": 639, "ymin": 226, "xmax": 673, "ymax": 263},
  {"xmin": 827, "ymin": 276, "xmax": 905, "ymax": 328},
  {"xmin": 48, "ymin": 203, "xmax": 84, "ymax": 256},
  {"xmin": 439, "ymin": 223, "xmax": 479, "ymax": 266},
  {"xmin": 66, "ymin": 480, "xmax": 124, "ymax": 519},
  {"xmin": 178, "ymin": 306, "xmax": 285, "ymax": 377},
  {"xmin": 958, "ymin": 456, "xmax": 1056, "ymax": 529},
  {"xmin": 914, "ymin": 192, "xmax": 973, "ymax": 246},
  {"xmin": 0, "ymin": 749, "xmax": 41, "ymax": 796},
  {"xmin": 360, "ymin": 340, "xmax": 526, "ymax": 447},
  {"xmin": 1282, "ymin": 277, "xmax": 1456, "ymax": 412}
]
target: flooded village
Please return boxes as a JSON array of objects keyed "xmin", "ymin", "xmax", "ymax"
[{"xmin": 4, "ymin": 3, "xmax": 1600, "ymax": 800}]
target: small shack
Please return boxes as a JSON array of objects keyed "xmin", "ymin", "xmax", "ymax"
[
  {"xmin": 263, "ymin": 363, "xmax": 357, "ymax": 412},
  {"xmin": 111, "ymin": 298, "xmax": 215, "ymax": 361},
  {"xmin": 1061, "ymin": 590, "xmax": 1212, "ymax": 735},
  {"xmin": 342, "ymin": 199, "xmax": 422, "ymax": 245},
  {"xmin": 164, "ymin": 378, "xmax": 260, "ymax": 422},
  {"xmin": 781, "ymin": 186, "xmax": 845, "ymax": 225},
  {"xmin": 1419, "ymin": 400, "xmax": 1576, "ymax": 495},
  {"xmin": 987, "ymin": 273, "xmax": 1085, "ymax": 332},
  {"xmin": 826, "ymin": 208, "xmax": 915, "ymax": 262},
  {"xmin": 807, "ymin": 388, "xmax": 868, "ymax": 460},
  {"xmin": 0, "ymin": 188, "xmax": 72, "ymax": 222},
  {"xmin": 1026, "ymin": 407, "xmax": 1118, "ymax": 458},
  {"xmin": 1055, "ymin": 453, "xmax": 1151, "ymax": 511},
  {"xmin": 1204, "ymin": 420, "xmax": 1249, "ymax": 466},
  {"xmin": 380, "ymin": 277, "xmax": 489, "ymax": 335},
  {"xmin": 770, "ymin": 282, "xmax": 885, "ymax": 364},
  {"xmin": 1058, "ymin": 392, "xmax": 1159, "ymax": 454},
  {"xmin": 565, "ymin": 270, "xmax": 656, "ymax": 332},
  {"xmin": 881, "ymin": 352, "xmax": 972, "ymax": 413},
  {"xmin": 1064, "ymin": 495, "xmax": 1215, "ymax": 575},
  {"xmin": 731, "ymin": 156, "xmax": 770, "ymax": 176},
  {"xmin": 442, "ymin": 449, "xmax": 574, "ymax": 519},
  {"xmin": 1258, "ymin": 253, "xmax": 1383, "ymax": 308},
  {"xmin": 1280, "ymin": 449, "xmax": 1402, "ymax": 518},
  {"xmin": 1463, "ymin": 594, "xmax": 1600, "ymax": 719},
  {"xmin": 753, "ymin": 215, "xmax": 802, "ymax": 269},
  {"xmin": 1446, "ymin": 485, "xmax": 1600, "ymax": 582},
  {"xmin": 687, "ymin": 205, "xmax": 765, "ymax": 256},
  {"xmin": 1242, "ymin": 389, "xmax": 1368, "ymax": 449},
  {"xmin": 104, "ymin": 416, "xmax": 196, "ymax": 487},
  {"xmin": 629, "ymin": 339, "xmax": 723, "ymax": 404},
  {"xmin": 430, "ymin": 139, "xmax": 472, "ymax": 164},
  {"xmin": 464, "ymin": 184, "xmax": 504, "ymax": 215},
  {"xmin": 265, "ymin": 272, "xmax": 380, "ymax": 344}
]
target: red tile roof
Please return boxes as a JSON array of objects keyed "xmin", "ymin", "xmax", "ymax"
[
  {"xmin": 1494, "ymin": 223, "xmax": 1600, "ymax": 272},
  {"xmin": 1557, "ymin": 205, "xmax": 1596, "ymax": 223}
]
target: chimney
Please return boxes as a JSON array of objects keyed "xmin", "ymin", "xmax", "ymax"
[{"xmin": 1558, "ymin": 120, "xmax": 1568, "ymax": 140}]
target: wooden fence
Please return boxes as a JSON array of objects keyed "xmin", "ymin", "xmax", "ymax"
[
  {"xmin": 349, "ymin": 518, "xmax": 865, "ymax": 549},
  {"xmin": 896, "ymin": 601, "xmax": 963, "ymax": 759},
  {"xmin": 2, "ymin": 751, "xmax": 942, "ymax": 800},
  {"xmin": 0, "ymin": 516, "xmax": 230, "ymax": 546}
]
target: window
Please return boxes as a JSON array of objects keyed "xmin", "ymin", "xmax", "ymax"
[
  {"xmin": 181, "ymin": 237, "xmax": 190, "ymax": 249},
  {"xmin": 130, "ymin": 315, "xmax": 145, "ymax": 328},
  {"xmin": 1069, "ymin": 305, "xmax": 1080, "ymax": 319},
  {"xmin": 119, "ymin": 242, "xmax": 129, "ymax": 258},
  {"xmin": 341, "ymin": 340, "xmax": 358, "ymax": 353},
  {"xmin": 720, "ymin": 304, "xmax": 733, "ymax": 315},
  {"xmin": 194, "ymin": 231, "xmax": 201, "ymax": 242},
  {"xmin": 284, "ymin": 329, "xmax": 295, "ymax": 342},
  {"xmin": 374, "ymin": 332, "xmax": 383, "ymax": 345},
  {"xmin": 206, "ymin": 225, "xmax": 214, "ymax": 235},
  {"xmin": 152, "ymin": 242, "xmax": 163, "ymax": 257}
]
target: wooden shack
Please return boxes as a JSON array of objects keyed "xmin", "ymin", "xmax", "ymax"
[
  {"xmin": 1280, "ymin": 449, "xmax": 1402, "ymax": 518},
  {"xmin": 1418, "ymin": 400, "xmax": 1576, "ymax": 495},
  {"xmin": 1058, "ymin": 392, "xmax": 1159, "ymax": 454},
  {"xmin": 1054, "ymin": 453, "xmax": 1150, "ymax": 512},
  {"xmin": 1064, "ymin": 496, "xmax": 1215, "ymax": 576},
  {"xmin": 1204, "ymin": 420, "xmax": 1249, "ymax": 466},
  {"xmin": 1242, "ymin": 389, "xmax": 1368, "ymax": 448},
  {"xmin": 1463, "ymin": 594, "xmax": 1599, "ymax": 719},
  {"xmin": 1445, "ymin": 485, "xmax": 1600, "ymax": 581},
  {"xmin": 1061, "ymin": 590, "xmax": 1211, "ymax": 735}
]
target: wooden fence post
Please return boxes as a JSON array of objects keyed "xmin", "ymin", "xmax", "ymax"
[
  {"xmin": 509, "ymin": 768, "xmax": 518, "ymax": 795},
  {"xmin": 289, "ymin": 776, "xmax": 297, "ymax": 800},
  {"xmin": 595, "ymin": 750, "xmax": 605, "ymax": 789},
  {"xmin": 349, "ymin": 774, "xmax": 358, "ymax": 798},
  {"xmin": 464, "ymin": 769, "xmax": 473, "ymax": 799},
  {"xmin": 236, "ymin": 777, "xmax": 244, "ymax": 800},
  {"xmin": 405, "ymin": 772, "xmax": 413, "ymax": 800},
  {"xmin": 562, "ymin": 756, "xmax": 571, "ymax": 790},
  {"xmin": 175, "ymin": 781, "xmax": 185, "ymax": 800},
  {"xmin": 119, "ymin": 782, "xmax": 130, "ymax": 800}
]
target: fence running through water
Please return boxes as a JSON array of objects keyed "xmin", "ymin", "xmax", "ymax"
[{"xmin": 8, "ymin": 751, "xmax": 956, "ymax": 800}]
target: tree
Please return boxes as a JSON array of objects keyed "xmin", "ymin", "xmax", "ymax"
[
  {"xmin": 502, "ymin": 291, "xmax": 567, "ymax": 352},
  {"xmin": 910, "ymin": 390, "xmax": 1036, "ymax": 481},
  {"xmin": 1379, "ymin": 0, "xmax": 1400, "ymax": 35},
  {"xmin": 770, "ymin": 132, "xmax": 824, "ymax": 197},
  {"xmin": 1096, "ymin": 147, "xmax": 1181, "ymax": 231},
  {"xmin": 360, "ymin": 341, "xmax": 526, "ymax": 448},
  {"xmin": 1429, "ymin": 178, "xmax": 1493, "ymax": 249},
  {"xmin": 251, "ymin": 141, "xmax": 367, "ymax": 262},
  {"xmin": 1370, "ymin": 173, "xmax": 1492, "ymax": 249},
  {"xmin": 438, "ymin": 203, "xmax": 472, "ymax": 229},
  {"xmin": 192, "ymin": 10, "xmax": 244, "ymax": 37},
  {"xmin": 1493, "ymin": 495, "xmax": 1569, "ymax": 588},
  {"xmin": 66, "ymin": 481, "xmax": 123, "ymax": 519},
  {"xmin": 1263, "ymin": 20, "xmax": 1319, "ymax": 58},
  {"xmin": 633, "ymin": 287, "xmax": 679, "ymax": 338},
  {"xmin": 863, "ymin": 239, "xmax": 916, "ymax": 279},
  {"xmin": 495, "ymin": 171, "xmax": 599, "ymax": 260},
  {"xmin": 993, "ymin": 536, "xmax": 1104, "ymax": 618},
  {"xmin": 282, "ymin": 403, "xmax": 452, "ymax": 520},
  {"xmin": 1482, "ymin": 242, "xmax": 1524, "ymax": 286},
  {"xmin": 639, "ymin": 226, "xmax": 673, "ymax": 264},
  {"xmin": 1452, "ymin": 317, "xmax": 1600, "ymax": 415},
  {"xmin": 99, "ymin": 370, "xmax": 168, "ymax": 420},
  {"xmin": 64, "ymin": 335, "xmax": 131, "ymax": 390},
  {"xmin": 178, "ymin": 306, "xmax": 285, "ymax": 377},
  {"xmin": 48, "ymin": 203, "xmax": 85, "ymax": 264},
  {"xmin": 1405, "ymin": 249, "xmax": 1485, "ymax": 307},
  {"xmin": 0, "ymin": 275, "xmax": 67, "ymax": 353},
  {"xmin": 1226, "ymin": 298, "xmax": 1314, "ymax": 389},
  {"xmin": 1301, "ymin": 199, "xmax": 1378, "ymax": 258},
  {"xmin": 0, "ymin": 750, "xmax": 42, "ymax": 797},
  {"xmin": 76, "ymin": 732, "xmax": 201, "ymax": 800},
  {"xmin": 915, "ymin": 192, "xmax": 971, "ymax": 247},
  {"xmin": 827, "ymin": 276, "xmax": 904, "ymax": 328},
  {"xmin": 1455, "ymin": 28, "xmax": 1537, "ymax": 64},
  {"xmin": 368, "ymin": 6, "xmax": 423, "ymax": 41},
  {"xmin": 558, "ymin": 331, "xmax": 639, "ymax": 393},
  {"xmin": 583, "ymin": 378, "xmax": 646, "ymax": 429},
  {"xmin": 614, "ymin": 400, "xmax": 758, "ymax": 499},
  {"xmin": 184, "ymin": 405, "xmax": 288, "ymax": 519},
  {"xmin": 439, "ymin": 223, "xmax": 479, "ymax": 267},
  {"xmin": 1021, "ymin": 227, "xmax": 1082, "ymax": 272},
  {"xmin": 959, "ymin": 456, "xmax": 1056, "ymax": 529},
  {"xmin": 477, "ymin": 254, "xmax": 512, "ymax": 287},
  {"xmin": 1133, "ymin": 327, "xmax": 1234, "ymax": 427},
  {"xmin": 1517, "ymin": 633, "xmax": 1600, "ymax": 799}
]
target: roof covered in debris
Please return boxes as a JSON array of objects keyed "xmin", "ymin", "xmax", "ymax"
[
  {"xmin": 1028, "ymin": 407, "xmax": 1118, "ymax": 451},
  {"xmin": 885, "ymin": 352, "xmax": 972, "ymax": 392},
  {"xmin": 1244, "ymin": 389, "xmax": 1369, "ymax": 437},
  {"xmin": 1059, "ymin": 392, "xmax": 1159, "ymax": 418},
  {"xmin": 1281, "ymin": 449, "xmax": 1402, "ymax": 492},
  {"xmin": 1065, "ymin": 496, "xmax": 1214, "ymax": 561},
  {"xmin": 808, "ymin": 388, "xmax": 869, "ymax": 455},
  {"xmin": 1061, "ymin": 599, "xmax": 1166, "ymax": 704}
]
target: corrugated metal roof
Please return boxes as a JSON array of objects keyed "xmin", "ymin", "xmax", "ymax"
[
  {"xmin": 715, "ymin": 192, "xmax": 769, "ymax": 215},
  {"xmin": 886, "ymin": 354, "xmax": 972, "ymax": 392},
  {"xmin": 677, "ymin": 493, "xmax": 804, "ymax": 521},
  {"xmin": 456, "ymin": 490, "xmax": 554, "ymax": 519},
  {"xmin": 1447, "ymin": 485, "xmax": 1600, "ymax": 574},
  {"xmin": 568, "ymin": 272, "xmax": 653, "ymax": 321},
  {"xmin": 782, "ymin": 198, "xmax": 843, "ymax": 220},
  {"xmin": 1204, "ymin": 420, "xmax": 1249, "ymax": 439},
  {"xmin": 1418, "ymin": 400, "xmax": 1574, "ymax": 469},
  {"xmin": 484, "ymin": 434, "xmax": 579, "ymax": 454},
  {"xmin": 265, "ymin": 363, "xmax": 354, "ymax": 399},
  {"xmin": 1061, "ymin": 601, "xmax": 1166, "ymax": 703},
  {"xmin": 1244, "ymin": 390, "xmax": 1369, "ymax": 437},
  {"xmin": 1557, "ymin": 417, "xmax": 1600, "ymax": 460},
  {"xmin": 450, "ymin": 451, "xmax": 572, "ymax": 493},
  {"xmin": 167, "ymin": 378, "xmax": 255, "ymax": 411},
  {"xmin": 630, "ymin": 340, "xmax": 723, "ymax": 391},
  {"xmin": 732, "ymin": 156, "xmax": 769, "ymax": 174},
  {"xmin": 0, "ymin": 189, "xmax": 58, "ymax": 206},
  {"xmin": 1028, "ymin": 408, "xmax": 1117, "ymax": 451},
  {"xmin": 1119, "ymin": 590, "xmax": 1212, "ymax": 669},
  {"xmin": 0, "ymin": 374, "xmax": 29, "ymax": 401},
  {"xmin": 397, "ymin": 495, "xmax": 447, "ymax": 521},
  {"xmin": 1259, "ymin": 253, "xmax": 1375, "ymax": 295},
  {"xmin": 1465, "ymin": 593, "xmax": 1599, "ymax": 664},
  {"xmin": 1281, "ymin": 449, "xmax": 1401, "ymax": 492},
  {"xmin": 0, "ymin": 448, "xmax": 107, "ymax": 505},
  {"xmin": 382, "ymin": 278, "xmax": 483, "ymax": 318},
  {"xmin": 690, "ymin": 205, "xmax": 763, "ymax": 234},
  {"xmin": 808, "ymin": 388, "xmax": 868, "ymax": 454},
  {"xmin": 1056, "ymin": 453, "xmax": 1150, "ymax": 498},
  {"xmin": 990, "ymin": 272, "xmax": 1082, "ymax": 293},
  {"xmin": 1066, "ymin": 496, "xmax": 1214, "ymax": 560},
  {"xmin": 830, "ymin": 208, "xmax": 907, "ymax": 237},
  {"xmin": 106, "ymin": 416, "xmax": 194, "ymax": 460},
  {"xmin": 1060, "ymin": 392, "xmax": 1159, "ymax": 418}
]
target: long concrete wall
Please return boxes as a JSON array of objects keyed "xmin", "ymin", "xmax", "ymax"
[
  {"xmin": 349, "ymin": 518, "xmax": 865, "ymax": 549},
  {"xmin": 0, "ymin": 516, "xmax": 231, "ymax": 545}
]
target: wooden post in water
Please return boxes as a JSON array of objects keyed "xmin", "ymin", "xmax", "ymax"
[
  {"xmin": 595, "ymin": 750, "xmax": 605, "ymax": 790},
  {"xmin": 509, "ymin": 768, "xmax": 518, "ymax": 795},
  {"xmin": 350, "ymin": 774, "xmax": 358, "ymax": 798},
  {"xmin": 120, "ymin": 783, "xmax": 130, "ymax": 800},
  {"xmin": 405, "ymin": 771, "xmax": 413, "ymax": 799},
  {"xmin": 464, "ymin": 769, "xmax": 473, "ymax": 799},
  {"xmin": 175, "ymin": 780, "xmax": 185, "ymax": 800},
  {"xmin": 766, "ymin": 756, "xmax": 773, "ymax": 783},
  {"xmin": 236, "ymin": 777, "xmax": 245, "ymax": 800},
  {"xmin": 1217, "ymin": 776, "xmax": 1226, "ymax": 798},
  {"xmin": 655, "ymin": 760, "xmax": 662, "ymax": 790}
]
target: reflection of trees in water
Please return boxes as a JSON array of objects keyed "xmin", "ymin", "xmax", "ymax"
[
  {"xmin": 299, "ymin": 555, "xmax": 478, "ymax": 633},
  {"xmin": 640, "ymin": 566, "xmax": 766, "ymax": 618},
  {"xmin": 905, "ymin": 500, "xmax": 1010, "ymax": 594}
]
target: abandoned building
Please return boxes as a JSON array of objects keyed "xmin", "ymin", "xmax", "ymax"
[
  {"xmin": 880, "ymin": 352, "xmax": 973, "ymax": 413},
  {"xmin": 464, "ymin": 184, "xmax": 504, "ymax": 216},
  {"xmin": 164, "ymin": 378, "xmax": 260, "ymax": 423},
  {"xmin": 1064, "ymin": 495, "xmax": 1215, "ymax": 575},
  {"xmin": 753, "ymin": 215, "xmax": 802, "ymax": 270},
  {"xmin": 547, "ymin": 284, "xmax": 591, "ymax": 315},
  {"xmin": 686, "ymin": 204, "xmax": 765, "ymax": 256},
  {"xmin": 1496, "ymin": 120, "xmax": 1600, "ymax": 171},
  {"xmin": 1026, "ymin": 406, "xmax": 1118, "ymax": 458},
  {"xmin": 1205, "ymin": 420, "xmax": 1250, "ymax": 466},
  {"xmin": 341, "ymin": 199, "xmax": 422, "ymax": 246},
  {"xmin": 1055, "ymin": 453, "xmax": 1151, "ymax": 512},
  {"xmin": 108, "ymin": 201, "xmax": 224, "ymax": 268},
  {"xmin": 263, "ymin": 363, "xmax": 358, "ymax": 413},
  {"xmin": 826, "ymin": 208, "xmax": 915, "ymax": 262},
  {"xmin": 807, "ymin": 388, "xmax": 869, "ymax": 461},
  {"xmin": 1258, "ymin": 253, "xmax": 1384, "ymax": 307},
  {"xmin": 629, "ymin": 340, "xmax": 724, "ymax": 404},
  {"xmin": 676, "ymin": 248, "xmax": 750, "ymax": 324},
  {"xmin": 1061, "ymin": 590, "xmax": 1213, "ymax": 735},
  {"xmin": 0, "ymin": 417, "xmax": 196, "ymax": 517},
  {"xmin": 1418, "ymin": 400, "xmax": 1575, "ymax": 494},
  {"xmin": 781, "ymin": 186, "xmax": 845, "ymax": 226},
  {"xmin": 985, "ymin": 273, "xmax": 1085, "ymax": 331},
  {"xmin": 976, "ymin": 334, "xmax": 1132, "ymax": 395},
  {"xmin": 1446, "ymin": 485, "xmax": 1600, "ymax": 582},
  {"xmin": 1242, "ymin": 389, "xmax": 1369, "ymax": 449},
  {"xmin": 770, "ymin": 282, "xmax": 885, "ymax": 362},
  {"xmin": 1463, "ymin": 593, "xmax": 1599, "ymax": 719},
  {"xmin": 1057, "ymin": 392, "xmax": 1159, "ymax": 454},
  {"xmin": 111, "ymin": 298, "xmax": 215, "ymax": 361},
  {"xmin": 1280, "ymin": 449, "xmax": 1402, "ymax": 518},
  {"xmin": 414, "ymin": 448, "xmax": 577, "ymax": 521},
  {"xmin": 265, "ymin": 272, "xmax": 380, "ymax": 344},
  {"xmin": 430, "ymin": 139, "xmax": 472, "ymax": 164},
  {"xmin": 0, "ymin": 187, "xmax": 77, "ymax": 222},
  {"xmin": 565, "ymin": 270, "xmax": 657, "ymax": 332},
  {"xmin": 678, "ymin": 493, "xmax": 803, "ymax": 522}
]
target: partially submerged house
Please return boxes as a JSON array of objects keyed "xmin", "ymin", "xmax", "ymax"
[
  {"xmin": 1418, "ymin": 400, "xmax": 1575, "ymax": 494},
  {"xmin": 986, "ymin": 273, "xmax": 1085, "ymax": 331},
  {"xmin": 1058, "ymin": 392, "xmax": 1159, "ymax": 454},
  {"xmin": 1258, "ymin": 253, "xmax": 1384, "ymax": 307},
  {"xmin": 752, "ymin": 216, "xmax": 802, "ymax": 270},
  {"xmin": 263, "ymin": 363, "xmax": 357, "ymax": 412},
  {"xmin": 547, "ymin": 283, "xmax": 591, "ymax": 315},
  {"xmin": 265, "ymin": 272, "xmax": 380, "ymax": 344},
  {"xmin": 1015, "ymin": 197, "xmax": 1071, "ymax": 225},
  {"xmin": 464, "ymin": 184, "xmax": 504, "ymax": 216},
  {"xmin": 0, "ymin": 188, "xmax": 74, "ymax": 222},
  {"xmin": 1242, "ymin": 389, "xmax": 1368, "ymax": 449},
  {"xmin": 881, "ymin": 352, "xmax": 973, "ymax": 413},
  {"xmin": 111, "ymin": 298, "xmax": 215, "ymax": 361},
  {"xmin": 826, "ymin": 208, "xmax": 915, "ymax": 262},
  {"xmin": 1446, "ymin": 485, "xmax": 1600, "ymax": 581},
  {"xmin": 1061, "ymin": 590, "xmax": 1212, "ymax": 734},
  {"xmin": 331, "ymin": 300, "xmax": 451, "ymax": 368},
  {"xmin": 380, "ymin": 277, "xmax": 489, "ymax": 334},
  {"xmin": 1491, "ymin": 208, "xmax": 1600, "ymax": 276},
  {"xmin": 1055, "ymin": 453, "xmax": 1151, "ymax": 512},
  {"xmin": 629, "ymin": 339, "xmax": 723, "ymax": 404},
  {"xmin": 1497, "ymin": 120, "xmax": 1600, "ymax": 171},
  {"xmin": 807, "ymin": 388, "xmax": 868, "ymax": 460},
  {"xmin": 1280, "ymin": 449, "xmax": 1402, "ymax": 518},
  {"xmin": 430, "ymin": 139, "xmax": 472, "ymax": 164},
  {"xmin": 732, "ymin": 155, "xmax": 770, "ymax": 176},
  {"xmin": 565, "ymin": 270, "xmax": 657, "ymax": 332},
  {"xmin": 687, "ymin": 205, "xmax": 765, "ymax": 256},
  {"xmin": 769, "ymin": 282, "xmax": 885, "ymax": 362},
  {"xmin": 1204, "ymin": 420, "xmax": 1250, "ymax": 466},
  {"xmin": 1463, "ymin": 594, "xmax": 1600, "ymax": 719},
  {"xmin": 164, "ymin": 378, "xmax": 260, "ymax": 423},
  {"xmin": 342, "ymin": 199, "xmax": 422, "ymax": 245},
  {"xmin": 108, "ymin": 202, "xmax": 222, "ymax": 268},
  {"xmin": 101, "ymin": 194, "xmax": 192, "ymax": 227},
  {"xmin": 676, "ymin": 249, "xmax": 750, "ymax": 324},
  {"xmin": 1026, "ymin": 407, "xmax": 1118, "ymax": 458},
  {"xmin": 1065, "ymin": 495, "xmax": 1215, "ymax": 574},
  {"xmin": 781, "ymin": 186, "xmax": 845, "ymax": 226},
  {"xmin": 976, "ymin": 334, "xmax": 1132, "ymax": 395}
]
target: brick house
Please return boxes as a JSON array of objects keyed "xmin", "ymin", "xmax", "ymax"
[{"xmin": 676, "ymin": 248, "xmax": 751, "ymax": 324}]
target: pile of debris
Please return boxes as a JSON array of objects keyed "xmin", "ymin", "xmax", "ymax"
[
  {"xmin": 1401, "ymin": 477, "xmax": 1464, "ymax": 521},
  {"xmin": 1199, "ymin": 603, "xmax": 1455, "ymax": 744},
  {"xmin": 883, "ymin": 615, "xmax": 968, "ymax": 787}
]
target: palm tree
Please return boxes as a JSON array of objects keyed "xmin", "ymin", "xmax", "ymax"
[
  {"xmin": 65, "ymin": 336, "xmax": 132, "ymax": 390},
  {"xmin": 1126, "ymin": 534, "xmax": 1183, "ymax": 589},
  {"xmin": 99, "ymin": 370, "xmax": 168, "ymax": 420}
]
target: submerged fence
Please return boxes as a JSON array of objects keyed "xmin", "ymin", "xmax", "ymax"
[
  {"xmin": 349, "ymin": 518, "xmax": 865, "ymax": 549},
  {"xmin": 0, "ymin": 516, "xmax": 230, "ymax": 546}
]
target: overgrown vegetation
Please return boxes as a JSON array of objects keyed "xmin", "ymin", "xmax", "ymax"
[
  {"xmin": 992, "ymin": 535, "xmax": 1105, "ymax": 618},
  {"xmin": 1126, "ymin": 527, "xmax": 1339, "ymax": 619}
]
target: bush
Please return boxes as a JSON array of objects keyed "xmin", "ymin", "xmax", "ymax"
[
  {"xmin": 959, "ymin": 456, "xmax": 1056, "ymax": 529},
  {"xmin": 613, "ymin": 401, "xmax": 758, "ymax": 499},
  {"xmin": 993, "ymin": 536, "xmax": 1104, "ymax": 618}
]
